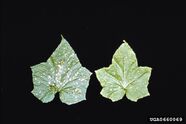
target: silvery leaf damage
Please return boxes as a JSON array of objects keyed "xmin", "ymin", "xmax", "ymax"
[{"xmin": 31, "ymin": 35, "xmax": 92, "ymax": 105}]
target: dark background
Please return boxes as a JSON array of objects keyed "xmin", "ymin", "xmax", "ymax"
[{"xmin": 1, "ymin": 1, "xmax": 186, "ymax": 123}]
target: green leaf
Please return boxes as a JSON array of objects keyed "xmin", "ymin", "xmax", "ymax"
[
  {"xmin": 95, "ymin": 40, "xmax": 152, "ymax": 102},
  {"xmin": 31, "ymin": 35, "xmax": 92, "ymax": 105}
]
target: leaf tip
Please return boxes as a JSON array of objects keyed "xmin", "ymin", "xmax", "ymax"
[
  {"xmin": 147, "ymin": 66, "xmax": 153, "ymax": 73},
  {"xmin": 122, "ymin": 40, "xmax": 131, "ymax": 48},
  {"xmin": 128, "ymin": 92, "xmax": 150, "ymax": 102},
  {"xmin": 30, "ymin": 65, "xmax": 34, "ymax": 69},
  {"xmin": 110, "ymin": 99, "xmax": 120, "ymax": 102},
  {"xmin": 94, "ymin": 69, "xmax": 101, "ymax": 76},
  {"xmin": 149, "ymin": 67, "xmax": 153, "ymax": 71},
  {"xmin": 122, "ymin": 40, "xmax": 130, "ymax": 45},
  {"xmin": 60, "ymin": 34, "xmax": 64, "ymax": 39}
]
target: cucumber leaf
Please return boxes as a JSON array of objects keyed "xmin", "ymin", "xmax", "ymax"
[
  {"xmin": 31, "ymin": 35, "xmax": 92, "ymax": 105},
  {"xmin": 95, "ymin": 40, "xmax": 152, "ymax": 102}
]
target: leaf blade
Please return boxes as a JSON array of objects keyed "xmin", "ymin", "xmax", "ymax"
[
  {"xmin": 31, "ymin": 35, "xmax": 92, "ymax": 104},
  {"xmin": 95, "ymin": 41, "xmax": 152, "ymax": 102}
]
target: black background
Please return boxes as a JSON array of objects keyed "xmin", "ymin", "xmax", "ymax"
[{"xmin": 1, "ymin": 1, "xmax": 186, "ymax": 123}]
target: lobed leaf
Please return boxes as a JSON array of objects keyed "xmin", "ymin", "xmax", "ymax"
[
  {"xmin": 31, "ymin": 35, "xmax": 92, "ymax": 105},
  {"xmin": 95, "ymin": 40, "xmax": 152, "ymax": 102}
]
